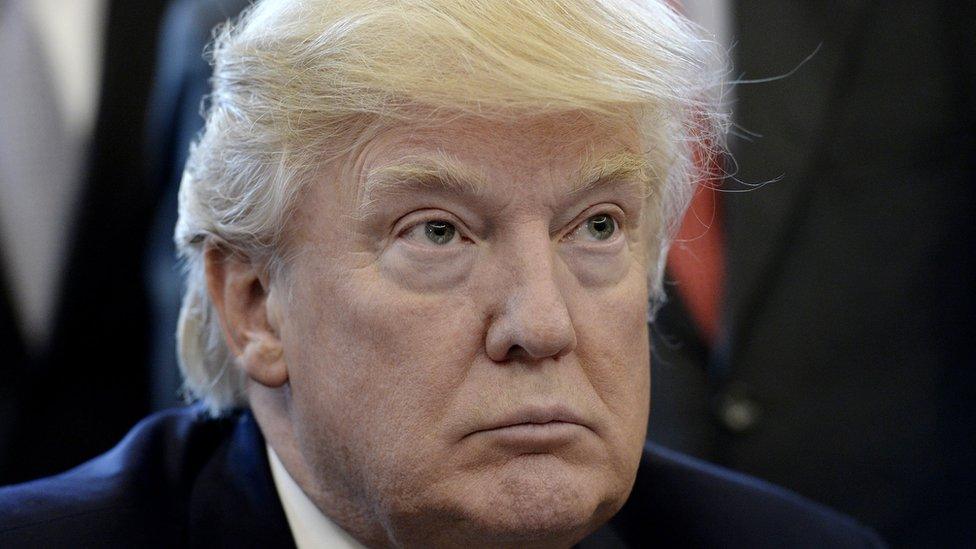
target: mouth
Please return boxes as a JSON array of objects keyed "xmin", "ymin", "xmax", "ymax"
[{"xmin": 466, "ymin": 405, "xmax": 591, "ymax": 450}]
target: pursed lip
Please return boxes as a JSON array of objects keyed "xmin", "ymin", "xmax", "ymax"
[{"xmin": 466, "ymin": 404, "xmax": 592, "ymax": 438}]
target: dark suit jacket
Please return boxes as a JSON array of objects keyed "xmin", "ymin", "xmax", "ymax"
[
  {"xmin": 0, "ymin": 0, "xmax": 169, "ymax": 485},
  {"xmin": 0, "ymin": 406, "xmax": 883, "ymax": 548},
  {"xmin": 648, "ymin": 1, "xmax": 976, "ymax": 546}
]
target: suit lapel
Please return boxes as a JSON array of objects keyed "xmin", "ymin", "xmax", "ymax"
[
  {"xmin": 0, "ymin": 256, "xmax": 26, "ymax": 477},
  {"xmin": 49, "ymin": 0, "xmax": 166, "ymax": 346},
  {"xmin": 188, "ymin": 411, "xmax": 295, "ymax": 548},
  {"xmin": 723, "ymin": 0, "xmax": 875, "ymax": 355},
  {"xmin": 0, "ymin": 252, "xmax": 25, "ymax": 365}
]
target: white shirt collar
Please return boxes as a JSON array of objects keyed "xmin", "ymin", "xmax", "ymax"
[{"xmin": 266, "ymin": 445, "xmax": 367, "ymax": 549}]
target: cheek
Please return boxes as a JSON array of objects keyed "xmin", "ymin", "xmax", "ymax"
[
  {"xmin": 574, "ymin": 262, "xmax": 650, "ymax": 437},
  {"xmin": 379, "ymin": 242, "xmax": 477, "ymax": 292},
  {"xmin": 283, "ymin": 262, "xmax": 483, "ymax": 479},
  {"xmin": 559, "ymin": 242, "xmax": 631, "ymax": 288}
]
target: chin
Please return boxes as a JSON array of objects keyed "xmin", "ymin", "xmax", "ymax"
[{"xmin": 436, "ymin": 455, "xmax": 623, "ymax": 547}]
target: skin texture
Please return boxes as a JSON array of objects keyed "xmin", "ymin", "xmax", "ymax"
[{"xmin": 206, "ymin": 112, "xmax": 654, "ymax": 548}]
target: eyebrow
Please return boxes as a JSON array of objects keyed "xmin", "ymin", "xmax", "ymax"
[
  {"xmin": 357, "ymin": 150, "xmax": 652, "ymax": 218},
  {"xmin": 569, "ymin": 152, "xmax": 653, "ymax": 198},
  {"xmin": 359, "ymin": 152, "xmax": 491, "ymax": 218}
]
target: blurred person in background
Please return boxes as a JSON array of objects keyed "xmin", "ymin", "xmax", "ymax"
[
  {"xmin": 653, "ymin": 1, "xmax": 975, "ymax": 546},
  {"xmin": 0, "ymin": 0, "xmax": 167, "ymax": 484}
]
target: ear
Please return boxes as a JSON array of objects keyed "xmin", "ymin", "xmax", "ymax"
[{"xmin": 204, "ymin": 245, "xmax": 288, "ymax": 388}]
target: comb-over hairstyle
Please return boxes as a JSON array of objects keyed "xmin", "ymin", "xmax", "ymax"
[{"xmin": 175, "ymin": 0, "xmax": 727, "ymax": 414}]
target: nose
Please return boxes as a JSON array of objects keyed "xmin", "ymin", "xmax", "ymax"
[{"xmin": 485, "ymin": 237, "xmax": 578, "ymax": 362}]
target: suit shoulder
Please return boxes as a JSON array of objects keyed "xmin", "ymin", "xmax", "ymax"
[
  {"xmin": 0, "ymin": 406, "xmax": 236, "ymax": 546},
  {"xmin": 611, "ymin": 442, "xmax": 886, "ymax": 548}
]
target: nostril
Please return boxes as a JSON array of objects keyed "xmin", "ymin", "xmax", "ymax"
[
  {"xmin": 483, "ymin": 264, "xmax": 578, "ymax": 362},
  {"xmin": 495, "ymin": 342, "xmax": 574, "ymax": 364},
  {"xmin": 505, "ymin": 345, "xmax": 531, "ymax": 361}
]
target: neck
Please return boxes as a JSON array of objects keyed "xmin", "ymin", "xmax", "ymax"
[{"xmin": 248, "ymin": 383, "xmax": 392, "ymax": 547}]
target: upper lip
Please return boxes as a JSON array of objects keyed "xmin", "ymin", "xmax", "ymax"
[{"xmin": 471, "ymin": 404, "xmax": 589, "ymax": 435}]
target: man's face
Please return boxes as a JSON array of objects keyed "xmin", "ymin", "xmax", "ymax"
[{"xmin": 277, "ymin": 112, "xmax": 652, "ymax": 546}]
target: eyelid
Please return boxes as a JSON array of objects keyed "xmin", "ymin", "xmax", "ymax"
[
  {"xmin": 394, "ymin": 210, "xmax": 473, "ymax": 245},
  {"xmin": 562, "ymin": 205, "xmax": 626, "ymax": 243}
]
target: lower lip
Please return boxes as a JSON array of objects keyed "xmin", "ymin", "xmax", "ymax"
[{"xmin": 477, "ymin": 421, "xmax": 586, "ymax": 449}]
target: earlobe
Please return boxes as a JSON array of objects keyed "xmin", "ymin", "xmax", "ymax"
[
  {"xmin": 239, "ymin": 330, "xmax": 289, "ymax": 387},
  {"xmin": 204, "ymin": 245, "xmax": 289, "ymax": 389}
]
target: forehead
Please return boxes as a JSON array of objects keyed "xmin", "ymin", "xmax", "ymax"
[{"xmin": 342, "ymin": 112, "xmax": 649, "ymax": 208}]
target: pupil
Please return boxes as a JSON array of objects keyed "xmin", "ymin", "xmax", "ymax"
[
  {"xmin": 425, "ymin": 221, "xmax": 455, "ymax": 244},
  {"xmin": 588, "ymin": 215, "xmax": 614, "ymax": 240}
]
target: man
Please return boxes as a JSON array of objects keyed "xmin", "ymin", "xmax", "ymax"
[
  {"xmin": 650, "ymin": 2, "xmax": 976, "ymax": 545},
  {"xmin": 0, "ymin": 0, "xmax": 168, "ymax": 484},
  {"xmin": 0, "ymin": 1, "xmax": 882, "ymax": 546}
]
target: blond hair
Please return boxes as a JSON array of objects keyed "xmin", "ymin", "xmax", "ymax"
[{"xmin": 175, "ymin": 0, "xmax": 727, "ymax": 414}]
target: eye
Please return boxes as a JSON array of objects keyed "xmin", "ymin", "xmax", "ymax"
[
  {"xmin": 422, "ymin": 220, "xmax": 457, "ymax": 245},
  {"xmin": 424, "ymin": 220, "xmax": 457, "ymax": 244},
  {"xmin": 581, "ymin": 214, "xmax": 617, "ymax": 241},
  {"xmin": 396, "ymin": 213, "xmax": 470, "ymax": 249}
]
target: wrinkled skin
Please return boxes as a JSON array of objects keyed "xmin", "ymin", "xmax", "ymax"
[{"xmin": 208, "ymin": 112, "xmax": 654, "ymax": 548}]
